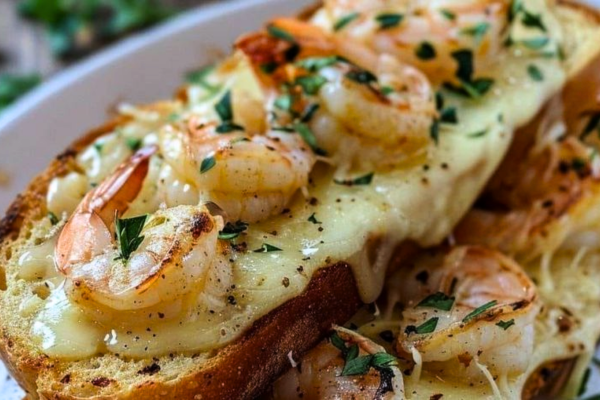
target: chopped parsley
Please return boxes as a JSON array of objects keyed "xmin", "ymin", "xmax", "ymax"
[
  {"xmin": 48, "ymin": 211, "xmax": 59, "ymax": 225},
  {"xmin": 115, "ymin": 214, "xmax": 147, "ymax": 262},
  {"xmin": 461, "ymin": 22, "xmax": 490, "ymax": 44},
  {"xmin": 375, "ymin": 13, "xmax": 403, "ymax": 30},
  {"xmin": 294, "ymin": 123, "xmax": 327, "ymax": 156},
  {"xmin": 468, "ymin": 129, "xmax": 488, "ymax": 138},
  {"xmin": 380, "ymin": 86, "xmax": 394, "ymax": 96},
  {"xmin": 266, "ymin": 24, "xmax": 296, "ymax": 42},
  {"xmin": 186, "ymin": 64, "xmax": 221, "ymax": 95},
  {"xmin": 300, "ymin": 103, "xmax": 320, "ymax": 123},
  {"xmin": 330, "ymin": 332, "xmax": 398, "ymax": 377},
  {"xmin": 415, "ymin": 42, "xmax": 436, "ymax": 60},
  {"xmin": 296, "ymin": 56, "xmax": 339, "ymax": 72},
  {"xmin": 416, "ymin": 292, "xmax": 455, "ymax": 311},
  {"xmin": 274, "ymin": 94, "xmax": 293, "ymax": 111},
  {"xmin": 254, "ymin": 243, "xmax": 282, "ymax": 253},
  {"xmin": 581, "ymin": 111, "xmax": 600, "ymax": 139},
  {"xmin": 334, "ymin": 12, "xmax": 360, "ymax": 31},
  {"xmin": 334, "ymin": 172, "xmax": 374, "ymax": 186},
  {"xmin": 260, "ymin": 62, "xmax": 278, "ymax": 74},
  {"xmin": 440, "ymin": 107, "xmax": 458, "ymax": 124},
  {"xmin": 462, "ymin": 300, "xmax": 497, "ymax": 323},
  {"xmin": 218, "ymin": 221, "xmax": 248, "ymax": 240},
  {"xmin": 200, "ymin": 155, "xmax": 216, "ymax": 174},
  {"xmin": 521, "ymin": 10, "xmax": 546, "ymax": 32},
  {"xmin": 440, "ymin": 9, "xmax": 456, "ymax": 20},
  {"xmin": 215, "ymin": 90, "xmax": 244, "ymax": 133},
  {"xmin": 430, "ymin": 120, "xmax": 440, "ymax": 144},
  {"xmin": 527, "ymin": 64, "xmax": 544, "ymax": 81},
  {"xmin": 405, "ymin": 317, "xmax": 439, "ymax": 336},
  {"xmin": 496, "ymin": 319, "xmax": 515, "ymax": 330},
  {"xmin": 93, "ymin": 142, "xmax": 104, "ymax": 153},
  {"xmin": 126, "ymin": 137, "xmax": 142, "ymax": 152},
  {"xmin": 308, "ymin": 213, "xmax": 321, "ymax": 224},
  {"xmin": 445, "ymin": 50, "xmax": 494, "ymax": 99},
  {"xmin": 578, "ymin": 367, "xmax": 591, "ymax": 396},
  {"xmin": 520, "ymin": 37, "xmax": 550, "ymax": 50},
  {"xmin": 345, "ymin": 68, "xmax": 378, "ymax": 85},
  {"xmin": 295, "ymin": 75, "xmax": 327, "ymax": 95}
]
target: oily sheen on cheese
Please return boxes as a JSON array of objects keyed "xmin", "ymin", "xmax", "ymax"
[{"xmin": 13, "ymin": 4, "xmax": 566, "ymax": 361}]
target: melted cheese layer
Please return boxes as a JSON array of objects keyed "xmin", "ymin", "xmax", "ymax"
[{"xmin": 20, "ymin": 6, "xmax": 567, "ymax": 360}]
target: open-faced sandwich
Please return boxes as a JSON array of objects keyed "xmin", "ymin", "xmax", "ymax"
[{"xmin": 2, "ymin": 0, "xmax": 600, "ymax": 399}]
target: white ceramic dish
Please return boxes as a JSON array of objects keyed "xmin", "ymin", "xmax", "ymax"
[{"xmin": 0, "ymin": 0, "xmax": 599, "ymax": 398}]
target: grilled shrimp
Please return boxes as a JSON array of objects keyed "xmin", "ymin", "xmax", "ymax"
[
  {"xmin": 388, "ymin": 246, "xmax": 539, "ymax": 383},
  {"xmin": 271, "ymin": 326, "xmax": 404, "ymax": 400},
  {"xmin": 314, "ymin": 0, "xmax": 510, "ymax": 85},
  {"xmin": 455, "ymin": 133, "xmax": 600, "ymax": 261},
  {"xmin": 55, "ymin": 146, "xmax": 231, "ymax": 312},
  {"xmin": 158, "ymin": 118, "xmax": 315, "ymax": 223},
  {"xmin": 236, "ymin": 18, "xmax": 435, "ymax": 171}
]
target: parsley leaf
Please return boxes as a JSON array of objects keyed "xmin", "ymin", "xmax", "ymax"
[
  {"xmin": 440, "ymin": 9, "xmax": 456, "ymax": 20},
  {"xmin": 266, "ymin": 24, "xmax": 295, "ymax": 42},
  {"xmin": 254, "ymin": 243, "xmax": 282, "ymax": 253},
  {"xmin": 527, "ymin": 64, "xmax": 544, "ymax": 81},
  {"xmin": 218, "ymin": 221, "xmax": 248, "ymax": 240},
  {"xmin": 200, "ymin": 155, "xmax": 216, "ymax": 174},
  {"xmin": 48, "ymin": 211, "xmax": 59, "ymax": 225},
  {"xmin": 308, "ymin": 213, "xmax": 321, "ymax": 224},
  {"xmin": 461, "ymin": 22, "xmax": 490, "ymax": 44},
  {"xmin": 496, "ymin": 319, "xmax": 515, "ymax": 330},
  {"xmin": 578, "ymin": 368, "xmax": 591, "ymax": 397},
  {"xmin": 274, "ymin": 94, "xmax": 293, "ymax": 111},
  {"xmin": 115, "ymin": 214, "xmax": 147, "ymax": 262},
  {"xmin": 295, "ymin": 75, "xmax": 327, "ymax": 95},
  {"xmin": 417, "ymin": 292, "xmax": 455, "ymax": 311},
  {"xmin": 296, "ymin": 56, "xmax": 339, "ymax": 72},
  {"xmin": 521, "ymin": 10, "xmax": 546, "ymax": 32},
  {"xmin": 334, "ymin": 12, "xmax": 360, "ymax": 31},
  {"xmin": 462, "ymin": 300, "xmax": 497, "ymax": 323},
  {"xmin": 580, "ymin": 111, "xmax": 600, "ymax": 139},
  {"xmin": 440, "ymin": 107, "xmax": 458, "ymax": 124},
  {"xmin": 334, "ymin": 172, "xmax": 374, "ymax": 186},
  {"xmin": 294, "ymin": 123, "xmax": 327, "ymax": 156},
  {"xmin": 468, "ymin": 129, "xmax": 488, "ymax": 138},
  {"xmin": 415, "ymin": 42, "xmax": 436, "ymax": 60},
  {"xmin": 430, "ymin": 119, "xmax": 440, "ymax": 144},
  {"xmin": 126, "ymin": 137, "xmax": 142, "ymax": 152},
  {"xmin": 405, "ymin": 317, "xmax": 439, "ymax": 336},
  {"xmin": 186, "ymin": 64, "xmax": 222, "ymax": 96},
  {"xmin": 343, "ymin": 354, "xmax": 373, "ymax": 376},
  {"xmin": 346, "ymin": 69, "xmax": 378, "ymax": 85},
  {"xmin": 215, "ymin": 90, "xmax": 245, "ymax": 133},
  {"xmin": 376, "ymin": 13, "xmax": 403, "ymax": 30},
  {"xmin": 520, "ymin": 37, "xmax": 549, "ymax": 50}
]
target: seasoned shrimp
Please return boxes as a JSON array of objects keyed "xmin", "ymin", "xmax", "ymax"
[
  {"xmin": 55, "ymin": 146, "xmax": 231, "ymax": 311},
  {"xmin": 314, "ymin": 0, "xmax": 510, "ymax": 85},
  {"xmin": 158, "ymin": 117, "xmax": 316, "ymax": 223},
  {"xmin": 455, "ymin": 134, "xmax": 600, "ymax": 261},
  {"xmin": 271, "ymin": 326, "xmax": 404, "ymax": 400},
  {"xmin": 388, "ymin": 246, "xmax": 539, "ymax": 383},
  {"xmin": 236, "ymin": 18, "xmax": 435, "ymax": 171}
]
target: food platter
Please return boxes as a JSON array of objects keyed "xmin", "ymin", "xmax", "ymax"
[{"xmin": 0, "ymin": 0, "xmax": 599, "ymax": 398}]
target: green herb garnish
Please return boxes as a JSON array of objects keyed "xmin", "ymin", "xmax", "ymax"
[
  {"xmin": 521, "ymin": 10, "xmax": 546, "ymax": 32},
  {"xmin": 295, "ymin": 75, "xmax": 327, "ymax": 95},
  {"xmin": 267, "ymin": 24, "xmax": 295, "ymax": 42},
  {"xmin": 330, "ymin": 332, "xmax": 398, "ymax": 377},
  {"xmin": 308, "ymin": 213, "xmax": 321, "ymax": 224},
  {"xmin": 334, "ymin": 172, "xmax": 374, "ymax": 186},
  {"xmin": 496, "ymin": 319, "xmax": 515, "ymax": 330},
  {"xmin": 404, "ymin": 317, "xmax": 439, "ymax": 336},
  {"xmin": 440, "ymin": 9, "xmax": 456, "ymax": 20},
  {"xmin": 200, "ymin": 155, "xmax": 216, "ymax": 174},
  {"xmin": 468, "ymin": 129, "xmax": 488, "ymax": 138},
  {"xmin": 274, "ymin": 94, "xmax": 293, "ymax": 111},
  {"xmin": 417, "ymin": 292, "xmax": 455, "ymax": 311},
  {"xmin": 520, "ymin": 37, "xmax": 549, "ymax": 50},
  {"xmin": 375, "ymin": 13, "xmax": 403, "ymax": 30},
  {"xmin": 462, "ymin": 300, "xmax": 497, "ymax": 323},
  {"xmin": 579, "ymin": 368, "xmax": 591, "ymax": 396},
  {"xmin": 527, "ymin": 64, "xmax": 544, "ymax": 81},
  {"xmin": 461, "ymin": 22, "xmax": 490, "ymax": 44},
  {"xmin": 294, "ymin": 123, "xmax": 327, "ymax": 156},
  {"xmin": 215, "ymin": 90, "xmax": 245, "ymax": 133},
  {"xmin": 126, "ymin": 137, "xmax": 142, "ymax": 152},
  {"xmin": 296, "ymin": 56, "xmax": 339, "ymax": 72},
  {"xmin": 440, "ymin": 107, "xmax": 458, "ymax": 124},
  {"xmin": 445, "ymin": 50, "xmax": 494, "ymax": 99},
  {"xmin": 218, "ymin": 221, "xmax": 248, "ymax": 240},
  {"xmin": 415, "ymin": 42, "xmax": 436, "ymax": 60},
  {"xmin": 48, "ymin": 211, "xmax": 59, "ymax": 225},
  {"xmin": 254, "ymin": 243, "xmax": 282, "ymax": 253},
  {"xmin": 345, "ymin": 69, "xmax": 378, "ymax": 85},
  {"xmin": 334, "ymin": 12, "xmax": 360, "ymax": 31},
  {"xmin": 580, "ymin": 111, "xmax": 600, "ymax": 139},
  {"xmin": 115, "ymin": 214, "xmax": 147, "ymax": 262},
  {"xmin": 430, "ymin": 120, "xmax": 440, "ymax": 144}
]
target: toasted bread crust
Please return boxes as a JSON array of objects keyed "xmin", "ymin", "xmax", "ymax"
[{"xmin": 2, "ymin": 1, "xmax": 600, "ymax": 399}]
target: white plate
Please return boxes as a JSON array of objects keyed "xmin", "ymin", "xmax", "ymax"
[{"xmin": 0, "ymin": 0, "xmax": 599, "ymax": 398}]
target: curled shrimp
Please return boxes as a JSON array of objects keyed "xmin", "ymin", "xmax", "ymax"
[
  {"xmin": 55, "ymin": 146, "xmax": 231, "ymax": 311},
  {"xmin": 271, "ymin": 326, "xmax": 404, "ymax": 400},
  {"xmin": 388, "ymin": 246, "xmax": 539, "ymax": 382},
  {"xmin": 236, "ymin": 18, "xmax": 435, "ymax": 171},
  {"xmin": 158, "ymin": 117, "xmax": 315, "ymax": 223},
  {"xmin": 315, "ymin": 0, "xmax": 510, "ymax": 85},
  {"xmin": 455, "ymin": 134, "xmax": 600, "ymax": 261}
]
